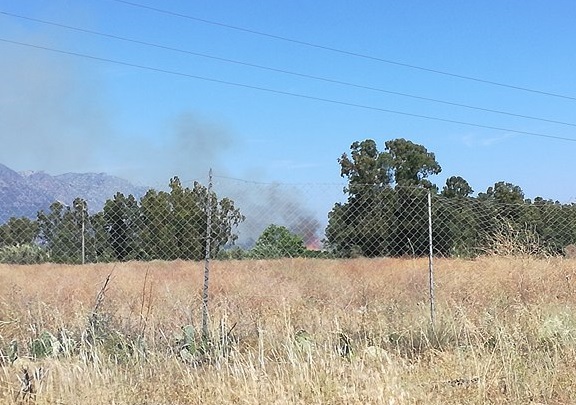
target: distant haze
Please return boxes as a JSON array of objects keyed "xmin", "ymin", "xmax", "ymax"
[{"xmin": 0, "ymin": 38, "xmax": 236, "ymax": 188}]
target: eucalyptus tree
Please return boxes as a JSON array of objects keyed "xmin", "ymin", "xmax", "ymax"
[
  {"xmin": 37, "ymin": 200, "xmax": 87, "ymax": 263},
  {"xmin": 327, "ymin": 138, "xmax": 441, "ymax": 257},
  {"xmin": 103, "ymin": 193, "xmax": 142, "ymax": 261},
  {"xmin": 0, "ymin": 217, "xmax": 39, "ymax": 247}
]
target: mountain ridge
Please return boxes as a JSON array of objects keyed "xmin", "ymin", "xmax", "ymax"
[{"xmin": 0, "ymin": 163, "xmax": 148, "ymax": 223}]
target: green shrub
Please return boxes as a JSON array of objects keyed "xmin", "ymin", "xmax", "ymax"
[
  {"xmin": 249, "ymin": 224, "xmax": 306, "ymax": 259},
  {"xmin": 0, "ymin": 243, "xmax": 50, "ymax": 264}
]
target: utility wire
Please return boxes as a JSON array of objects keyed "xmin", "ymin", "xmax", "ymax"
[
  {"xmin": 2, "ymin": 10, "xmax": 575, "ymax": 128},
  {"xmin": 1, "ymin": 37, "xmax": 575, "ymax": 143},
  {"xmin": 213, "ymin": 174, "xmax": 346, "ymax": 186},
  {"xmin": 106, "ymin": 0, "xmax": 576, "ymax": 102}
]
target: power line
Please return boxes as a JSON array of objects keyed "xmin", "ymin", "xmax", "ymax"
[
  {"xmin": 3, "ymin": 10, "xmax": 576, "ymax": 129},
  {"xmin": 213, "ymin": 174, "xmax": 345, "ymax": 187},
  {"xmin": 1, "ymin": 37, "xmax": 575, "ymax": 143},
  {"xmin": 105, "ymin": 0, "xmax": 576, "ymax": 102}
]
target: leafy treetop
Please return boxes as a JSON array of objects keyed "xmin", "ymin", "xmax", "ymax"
[{"xmin": 338, "ymin": 138, "xmax": 441, "ymax": 194}]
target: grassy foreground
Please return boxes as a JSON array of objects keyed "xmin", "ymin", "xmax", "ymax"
[{"xmin": 1, "ymin": 257, "xmax": 576, "ymax": 404}]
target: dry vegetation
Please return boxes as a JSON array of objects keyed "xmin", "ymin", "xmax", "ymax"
[{"xmin": 1, "ymin": 257, "xmax": 576, "ymax": 404}]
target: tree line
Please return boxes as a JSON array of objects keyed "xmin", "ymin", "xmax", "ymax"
[
  {"xmin": 1, "ymin": 138, "xmax": 575, "ymax": 263},
  {"xmin": 325, "ymin": 139, "xmax": 576, "ymax": 257},
  {"xmin": 0, "ymin": 177, "xmax": 243, "ymax": 263}
]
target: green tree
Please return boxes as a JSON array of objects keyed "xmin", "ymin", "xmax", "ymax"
[
  {"xmin": 433, "ymin": 177, "xmax": 478, "ymax": 256},
  {"xmin": 140, "ymin": 189, "xmax": 174, "ymax": 260},
  {"xmin": 182, "ymin": 178, "xmax": 244, "ymax": 259},
  {"xmin": 338, "ymin": 139, "xmax": 393, "ymax": 195},
  {"xmin": 441, "ymin": 176, "xmax": 473, "ymax": 198},
  {"xmin": 479, "ymin": 181, "xmax": 524, "ymax": 204},
  {"xmin": 0, "ymin": 217, "xmax": 39, "ymax": 247},
  {"xmin": 103, "ymin": 193, "xmax": 142, "ymax": 261},
  {"xmin": 326, "ymin": 187, "xmax": 398, "ymax": 257},
  {"xmin": 337, "ymin": 138, "xmax": 442, "ymax": 191},
  {"xmin": 250, "ymin": 224, "xmax": 306, "ymax": 258},
  {"xmin": 523, "ymin": 198, "xmax": 576, "ymax": 254},
  {"xmin": 385, "ymin": 138, "xmax": 442, "ymax": 189},
  {"xmin": 326, "ymin": 138, "xmax": 442, "ymax": 257},
  {"xmin": 170, "ymin": 177, "xmax": 204, "ymax": 260},
  {"xmin": 37, "ymin": 200, "xmax": 86, "ymax": 263},
  {"xmin": 478, "ymin": 181, "xmax": 527, "ymax": 224},
  {"xmin": 139, "ymin": 177, "xmax": 244, "ymax": 261},
  {"xmin": 385, "ymin": 139, "xmax": 441, "ymax": 254},
  {"xmin": 88, "ymin": 211, "xmax": 116, "ymax": 262},
  {"xmin": 432, "ymin": 194, "xmax": 483, "ymax": 257}
]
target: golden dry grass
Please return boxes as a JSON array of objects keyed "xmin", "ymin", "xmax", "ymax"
[{"xmin": 1, "ymin": 257, "xmax": 576, "ymax": 404}]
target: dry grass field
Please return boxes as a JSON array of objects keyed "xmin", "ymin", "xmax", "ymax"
[{"xmin": 1, "ymin": 256, "xmax": 576, "ymax": 404}]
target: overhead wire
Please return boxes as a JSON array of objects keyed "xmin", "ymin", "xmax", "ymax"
[
  {"xmin": 1, "ymin": 37, "xmax": 575, "ymax": 143},
  {"xmin": 2, "ymin": 10, "xmax": 575, "ymax": 129},
  {"xmin": 105, "ymin": 0, "xmax": 576, "ymax": 102}
]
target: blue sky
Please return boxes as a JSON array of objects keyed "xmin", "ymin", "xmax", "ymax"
[{"xmin": 1, "ymin": 0, "xmax": 576, "ymax": 205}]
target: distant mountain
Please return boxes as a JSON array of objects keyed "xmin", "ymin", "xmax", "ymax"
[{"xmin": 0, "ymin": 163, "xmax": 149, "ymax": 223}]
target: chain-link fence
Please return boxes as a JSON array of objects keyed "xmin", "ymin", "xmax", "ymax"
[{"xmin": 1, "ymin": 174, "xmax": 575, "ymax": 264}]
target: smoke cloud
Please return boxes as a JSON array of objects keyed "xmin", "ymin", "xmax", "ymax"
[
  {"xmin": 160, "ymin": 112, "xmax": 233, "ymax": 183},
  {"xmin": 0, "ymin": 40, "xmax": 108, "ymax": 173},
  {"xmin": 213, "ymin": 179, "xmax": 323, "ymax": 249},
  {"xmin": 0, "ymin": 29, "xmax": 324, "ymax": 248},
  {"xmin": 0, "ymin": 37, "xmax": 234, "ymax": 187}
]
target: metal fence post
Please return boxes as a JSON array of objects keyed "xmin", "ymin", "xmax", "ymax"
[
  {"xmin": 202, "ymin": 169, "xmax": 213, "ymax": 341},
  {"xmin": 427, "ymin": 189, "xmax": 436, "ymax": 326},
  {"xmin": 81, "ymin": 204, "xmax": 85, "ymax": 265}
]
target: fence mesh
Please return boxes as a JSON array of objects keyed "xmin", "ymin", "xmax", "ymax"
[{"xmin": 0, "ymin": 175, "xmax": 575, "ymax": 264}]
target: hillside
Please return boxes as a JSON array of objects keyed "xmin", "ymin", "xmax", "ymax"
[{"xmin": 0, "ymin": 163, "xmax": 148, "ymax": 223}]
